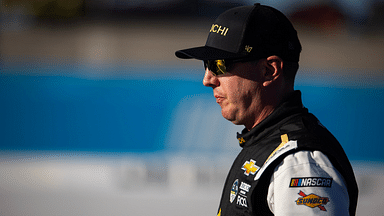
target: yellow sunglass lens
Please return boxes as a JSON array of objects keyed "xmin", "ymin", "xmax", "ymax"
[{"xmin": 215, "ymin": 60, "xmax": 227, "ymax": 75}]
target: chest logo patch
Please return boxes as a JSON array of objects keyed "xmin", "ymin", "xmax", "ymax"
[
  {"xmin": 230, "ymin": 179, "xmax": 239, "ymax": 203},
  {"xmin": 241, "ymin": 159, "xmax": 260, "ymax": 176},
  {"xmin": 295, "ymin": 190, "xmax": 329, "ymax": 211}
]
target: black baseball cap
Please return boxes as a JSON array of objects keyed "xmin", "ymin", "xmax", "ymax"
[{"xmin": 175, "ymin": 3, "xmax": 301, "ymax": 62}]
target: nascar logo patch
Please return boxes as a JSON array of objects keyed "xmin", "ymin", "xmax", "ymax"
[{"xmin": 290, "ymin": 177, "xmax": 333, "ymax": 188}]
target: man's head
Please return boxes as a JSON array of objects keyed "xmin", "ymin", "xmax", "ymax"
[
  {"xmin": 175, "ymin": 3, "xmax": 301, "ymax": 129},
  {"xmin": 175, "ymin": 3, "xmax": 301, "ymax": 63}
]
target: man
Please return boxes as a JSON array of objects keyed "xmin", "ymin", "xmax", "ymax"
[{"xmin": 175, "ymin": 3, "xmax": 358, "ymax": 216}]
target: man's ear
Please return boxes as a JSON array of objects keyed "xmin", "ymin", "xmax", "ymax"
[{"xmin": 263, "ymin": 55, "xmax": 283, "ymax": 87}]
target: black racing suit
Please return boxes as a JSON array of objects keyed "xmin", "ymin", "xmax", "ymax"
[{"xmin": 217, "ymin": 91, "xmax": 358, "ymax": 216}]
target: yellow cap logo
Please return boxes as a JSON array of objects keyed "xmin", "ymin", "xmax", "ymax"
[
  {"xmin": 210, "ymin": 24, "xmax": 229, "ymax": 36},
  {"xmin": 245, "ymin": 45, "xmax": 253, "ymax": 53}
]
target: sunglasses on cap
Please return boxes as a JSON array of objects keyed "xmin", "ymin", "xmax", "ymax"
[{"xmin": 203, "ymin": 57, "xmax": 261, "ymax": 76}]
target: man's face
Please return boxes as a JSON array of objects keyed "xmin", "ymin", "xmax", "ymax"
[{"xmin": 203, "ymin": 60, "xmax": 265, "ymax": 128}]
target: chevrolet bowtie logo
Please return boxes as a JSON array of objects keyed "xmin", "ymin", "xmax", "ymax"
[{"xmin": 241, "ymin": 159, "xmax": 260, "ymax": 176}]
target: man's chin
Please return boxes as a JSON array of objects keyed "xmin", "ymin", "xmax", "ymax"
[{"xmin": 221, "ymin": 111, "xmax": 242, "ymax": 125}]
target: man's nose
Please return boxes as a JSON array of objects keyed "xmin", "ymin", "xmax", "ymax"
[{"xmin": 203, "ymin": 69, "xmax": 219, "ymax": 87}]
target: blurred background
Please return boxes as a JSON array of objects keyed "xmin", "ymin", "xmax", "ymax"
[{"xmin": 0, "ymin": 0, "xmax": 383, "ymax": 215}]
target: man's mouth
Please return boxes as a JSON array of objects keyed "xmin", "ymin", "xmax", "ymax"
[{"xmin": 215, "ymin": 95, "xmax": 224, "ymax": 103}]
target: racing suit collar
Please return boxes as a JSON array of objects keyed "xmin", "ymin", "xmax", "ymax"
[{"xmin": 237, "ymin": 90, "xmax": 307, "ymax": 148}]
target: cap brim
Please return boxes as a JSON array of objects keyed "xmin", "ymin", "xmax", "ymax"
[{"xmin": 175, "ymin": 46, "xmax": 245, "ymax": 60}]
